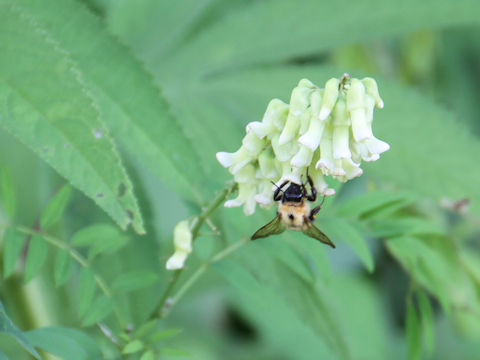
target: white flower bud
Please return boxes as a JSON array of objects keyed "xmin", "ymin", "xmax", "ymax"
[
  {"xmin": 258, "ymin": 148, "xmax": 279, "ymax": 179},
  {"xmin": 166, "ymin": 220, "xmax": 192, "ymax": 270},
  {"xmin": 310, "ymin": 89, "xmax": 324, "ymax": 119},
  {"xmin": 233, "ymin": 163, "xmax": 256, "ymax": 183},
  {"xmin": 271, "ymin": 133, "xmax": 299, "ymax": 162},
  {"xmin": 332, "ymin": 98, "xmax": 351, "ymax": 159},
  {"xmin": 254, "ymin": 179, "xmax": 274, "ymax": 205},
  {"xmin": 261, "ymin": 99, "xmax": 290, "ymax": 132},
  {"xmin": 279, "ymin": 162, "xmax": 302, "ymax": 185},
  {"xmin": 363, "ymin": 137, "xmax": 390, "ymax": 155},
  {"xmin": 246, "ymin": 121, "xmax": 269, "ymax": 139},
  {"xmin": 225, "ymin": 182, "xmax": 257, "ymax": 215},
  {"xmin": 291, "ymin": 145, "xmax": 314, "ymax": 168},
  {"xmin": 316, "ymin": 123, "xmax": 335, "ymax": 174},
  {"xmin": 309, "ymin": 169, "xmax": 335, "ymax": 196},
  {"xmin": 242, "ymin": 132, "xmax": 265, "ymax": 155},
  {"xmin": 279, "ymin": 82, "xmax": 313, "ymax": 144},
  {"xmin": 298, "ymin": 117, "xmax": 327, "ymax": 150},
  {"xmin": 319, "ymin": 78, "xmax": 340, "ymax": 120},
  {"xmin": 362, "ymin": 77, "xmax": 384, "ymax": 109}
]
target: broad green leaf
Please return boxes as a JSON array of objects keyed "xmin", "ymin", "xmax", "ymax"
[
  {"xmin": 39, "ymin": 184, "xmax": 71, "ymax": 229},
  {"xmin": 406, "ymin": 302, "xmax": 421, "ymax": 360},
  {"xmin": 77, "ymin": 267, "xmax": 96, "ymax": 317},
  {"xmin": 0, "ymin": 165, "xmax": 15, "ymax": 219},
  {"xmin": 2, "ymin": 227, "xmax": 26, "ymax": 278},
  {"xmin": 417, "ymin": 290, "xmax": 435, "ymax": 356},
  {"xmin": 81, "ymin": 296, "xmax": 114, "ymax": 326},
  {"xmin": 24, "ymin": 235, "xmax": 48, "ymax": 284},
  {"xmin": 0, "ymin": 301, "xmax": 40, "ymax": 359},
  {"xmin": 320, "ymin": 217, "xmax": 374, "ymax": 272},
  {"xmin": 54, "ymin": 249, "xmax": 74, "ymax": 287},
  {"xmin": 150, "ymin": 0, "xmax": 480, "ymax": 79},
  {"xmin": 25, "ymin": 326, "xmax": 102, "ymax": 360},
  {"xmin": 122, "ymin": 340, "xmax": 144, "ymax": 355},
  {"xmin": 71, "ymin": 224, "xmax": 128, "ymax": 259},
  {"xmin": 0, "ymin": 2, "xmax": 144, "ymax": 233},
  {"xmin": 16, "ymin": 0, "xmax": 208, "ymax": 203},
  {"xmin": 112, "ymin": 270, "xmax": 159, "ymax": 293},
  {"xmin": 336, "ymin": 191, "xmax": 417, "ymax": 218}
]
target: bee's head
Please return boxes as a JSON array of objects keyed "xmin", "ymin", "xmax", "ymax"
[{"xmin": 282, "ymin": 183, "xmax": 303, "ymax": 203}]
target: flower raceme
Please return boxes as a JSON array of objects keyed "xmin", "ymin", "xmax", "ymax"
[{"xmin": 216, "ymin": 74, "xmax": 390, "ymax": 215}]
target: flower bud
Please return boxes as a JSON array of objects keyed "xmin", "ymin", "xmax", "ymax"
[
  {"xmin": 319, "ymin": 78, "xmax": 340, "ymax": 120},
  {"xmin": 242, "ymin": 132, "xmax": 265, "ymax": 155},
  {"xmin": 279, "ymin": 82, "xmax": 313, "ymax": 144},
  {"xmin": 332, "ymin": 98, "xmax": 351, "ymax": 159},
  {"xmin": 362, "ymin": 77, "xmax": 384, "ymax": 109},
  {"xmin": 166, "ymin": 220, "xmax": 193, "ymax": 270},
  {"xmin": 271, "ymin": 133, "xmax": 299, "ymax": 162},
  {"xmin": 258, "ymin": 148, "xmax": 279, "ymax": 179},
  {"xmin": 254, "ymin": 179, "xmax": 275, "ymax": 205},
  {"xmin": 316, "ymin": 123, "xmax": 335, "ymax": 174},
  {"xmin": 261, "ymin": 99, "xmax": 290, "ymax": 132},
  {"xmin": 225, "ymin": 182, "xmax": 257, "ymax": 215},
  {"xmin": 290, "ymin": 145, "xmax": 314, "ymax": 168}
]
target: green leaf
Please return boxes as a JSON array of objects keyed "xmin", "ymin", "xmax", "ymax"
[
  {"xmin": 112, "ymin": 270, "xmax": 159, "ymax": 293},
  {"xmin": 24, "ymin": 235, "xmax": 48, "ymax": 284},
  {"xmin": 0, "ymin": 349, "xmax": 7, "ymax": 360},
  {"xmin": 336, "ymin": 191, "xmax": 417, "ymax": 218},
  {"xmin": 417, "ymin": 290, "xmax": 435, "ymax": 356},
  {"xmin": 25, "ymin": 326, "xmax": 102, "ymax": 360},
  {"xmin": 369, "ymin": 218, "xmax": 445, "ymax": 239},
  {"xmin": 122, "ymin": 339, "xmax": 144, "ymax": 355},
  {"xmin": 0, "ymin": 1, "xmax": 144, "ymax": 233},
  {"xmin": 54, "ymin": 248, "xmax": 73, "ymax": 287},
  {"xmin": 71, "ymin": 224, "xmax": 128, "ymax": 259},
  {"xmin": 2, "ymin": 227, "xmax": 26, "ymax": 278},
  {"xmin": 320, "ymin": 217, "xmax": 374, "ymax": 272},
  {"xmin": 16, "ymin": 0, "xmax": 208, "ymax": 203},
  {"xmin": 39, "ymin": 184, "xmax": 72, "ymax": 229},
  {"xmin": 406, "ymin": 301, "xmax": 421, "ymax": 360},
  {"xmin": 0, "ymin": 301, "xmax": 40, "ymax": 359},
  {"xmin": 77, "ymin": 267, "xmax": 96, "ymax": 317},
  {"xmin": 81, "ymin": 296, "xmax": 114, "ymax": 326},
  {"xmin": 148, "ymin": 328, "xmax": 182, "ymax": 343},
  {"xmin": 0, "ymin": 165, "xmax": 15, "ymax": 219},
  {"xmin": 159, "ymin": 348, "xmax": 191, "ymax": 357},
  {"xmin": 140, "ymin": 350, "xmax": 155, "ymax": 360}
]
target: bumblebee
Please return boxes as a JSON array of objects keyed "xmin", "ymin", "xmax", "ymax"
[{"xmin": 251, "ymin": 175, "xmax": 335, "ymax": 248}]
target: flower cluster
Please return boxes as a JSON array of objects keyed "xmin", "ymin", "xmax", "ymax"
[
  {"xmin": 216, "ymin": 74, "xmax": 389, "ymax": 215},
  {"xmin": 165, "ymin": 220, "xmax": 193, "ymax": 270}
]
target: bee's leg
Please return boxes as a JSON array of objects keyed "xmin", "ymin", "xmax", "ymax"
[
  {"xmin": 273, "ymin": 180, "xmax": 289, "ymax": 201},
  {"xmin": 308, "ymin": 195, "xmax": 326, "ymax": 221},
  {"xmin": 305, "ymin": 175, "xmax": 317, "ymax": 202}
]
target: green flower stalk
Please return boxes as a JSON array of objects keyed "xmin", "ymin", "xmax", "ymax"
[{"xmin": 216, "ymin": 74, "xmax": 389, "ymax": 215}]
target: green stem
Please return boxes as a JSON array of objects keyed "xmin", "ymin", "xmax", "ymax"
[{"xmin": 148, "ymin": 182, "xmax": 238, "ymax": 320}]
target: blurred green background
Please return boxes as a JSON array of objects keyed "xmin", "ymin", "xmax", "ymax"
[{"xmin": 1, "ymin": 0, "xmax": 480, "ymax": 359}]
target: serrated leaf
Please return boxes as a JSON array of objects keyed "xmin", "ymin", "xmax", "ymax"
[
  {"xmin": 24, "ymin": 235, "xmax": 48, "ymax": 284},
  {"xmin": 77, "ymin": 267, "xmax": 96, "ymax": 317},
  {"xmin": 417, "ymin": 290, "xmax": 435, "ymax": 356},
  {"xmin": 148, "ymin": 328, "xmax": 182, "ymax": 343},
  {"xmin": 0, "ymin": 2, "xmax": 144, "ymax": 233},
  {"xmin": 122, "ymin": 340, "xmax": 144, "ymax": 355},
  {"xmin": 25, "ymin": 326, "xmax": 102, "ymax": 360},
  {"xmin": 16, "ymin": 0, "xmax": 208, "ymax": 203},
  {"xmin": 81, "ymin": 296, "xmax": 114, "ymax": 326},
  {"xmin": 140, "ymin": 350, "xmax": 155, "ymax": 360},
  {"xmin": 39, "ymin": 185, "xmax": 71, "ymax": 229},
  {"xmin": 320, "ymin": 217, "xmax": 374, "ymax": 272},
  {"xmin": 2, "ymin": 227, "xmax": 26, "ymax": 278},
  {"xmin": 54, "ymin": 249, "xmax": 73, "ymax": 287},
  {"xmin": 0, "ymin": 301, "xmax": 40, "ymax": 359},
  {"xmin": 406, "ymin": 302, "xmax": 421, "ymax": 360},
  {"xmin": 0, "ymin": 165, "xmax": 15, "ymax": 219},
  {"xmin": 112, "ymin": 270, "xmax": 159, "ymax": 293}
]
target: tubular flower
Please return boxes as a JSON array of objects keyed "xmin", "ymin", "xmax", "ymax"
[
  {"xmin": 216, "ymin": 74, "xmax": 389, "ymax": 215},
  {"xmin": 166, "ymin": 220, "xmax": 193, "ymax": 270}
]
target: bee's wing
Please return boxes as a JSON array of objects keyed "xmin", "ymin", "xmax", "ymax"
[
  {"xmin": 251, "ymin": 216, "xmax": 286, "ymax": 240},
  {"xmin": 303, "ymin": 221, "xmax": 336, "ymax": 248}
]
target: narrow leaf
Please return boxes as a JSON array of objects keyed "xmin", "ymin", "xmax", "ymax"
[
  {"xmin": 369, "ymin": 218, "xmax": 445, "ymax": 238},
  {"xmin": 2, "ymin": 227, "xmax": 26, "ymax": 278},
  {"xmin": 406, "ymin": 302, "xmax": 422, "ymax": 360},
  {"xmin": 40, "ymin": 185, "xmax": 71, "ymax": 229},
  {"xmin": 0, "ymin": 2, "xmax": 144, "ymax": 233},
  {"xmin": 81, "ymin": 296, "xmax": 114, "ymax": 326},
  {"xmin": 159, "ymin": 348, "xmax": 191, "ymax": 357},
  {"xmin": 122, "ymin": 340, "xmax": 144, "ymax": 355},
  {"xmin": 77, "ymin": 267, "xmax": 96, "ymax": 317},
  {"xmin": 112, "ymin": 270, "xmax": 159, "ymax": 293},
  {"xmin": 417, "ymin": 290, "xmax": 435, "ymax": 356},
  {"xmin": 140, "ymin": 350, "xmax": 155, "ymax": 360},
  {"xmin": 0, "ymin": 301, "xmax": 40, "ymax": 359},
  {"xmin": 148, "ymin": 329, "xmax": 182, "ymax": 343},
  {"xmin": 0, "ymin": 165, "xmax": 15, "ymax": 219},
  {"xmin": 54, "ymin": 249, "xmax": 73, "ymax": 287},
  {"xmin": 24, "ymin": 235, "xmax": 48, "ymax": 284}
]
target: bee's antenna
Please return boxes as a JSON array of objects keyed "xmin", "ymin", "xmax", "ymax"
[{"xmin": 271, "ymin": 181, "xmax": 284, "ymax": 192}]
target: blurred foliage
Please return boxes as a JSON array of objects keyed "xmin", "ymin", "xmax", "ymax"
[{"xmin": 1, "ymin": 0, "xmax": 480, "ymax": 359}]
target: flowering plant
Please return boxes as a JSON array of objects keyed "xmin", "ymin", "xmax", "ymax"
[{"xmin": 216, "ymin": 74, "xmax": 389, "ymax": 215}]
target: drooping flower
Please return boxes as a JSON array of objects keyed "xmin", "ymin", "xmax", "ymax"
[
  {"xmin": 216, "ymin": 74, "xmax": 389, "ymax": 215},
  {"xmin": 166, "ymin": 220, "xmax": 193, "ymax": 270}
]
